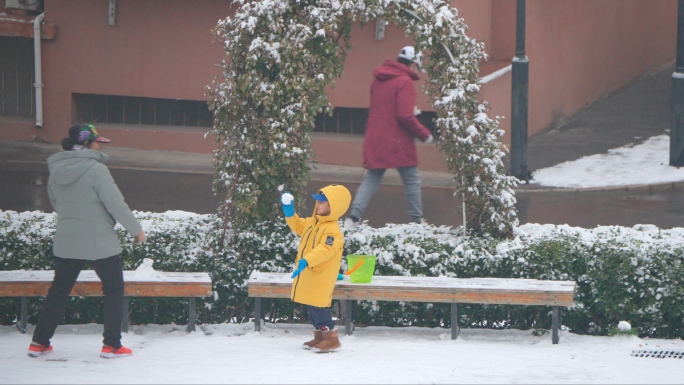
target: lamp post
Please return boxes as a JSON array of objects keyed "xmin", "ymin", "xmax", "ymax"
[
  {"xmin": 510, "ymin": 0, "xmax": 529, "ymax": 180},
  {"xmin": 671, "ymin": 0, "xmax": 684, "ymax": 166}
]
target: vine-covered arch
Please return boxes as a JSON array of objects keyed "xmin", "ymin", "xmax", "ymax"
[{"xmin": 210, "ymin": 0, "xmax": 518, "ymax": 239}]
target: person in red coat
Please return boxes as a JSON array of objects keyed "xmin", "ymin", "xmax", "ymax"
[{"xmin": 345, "ymin": 46, "xmax": 433, "ymax": 227}]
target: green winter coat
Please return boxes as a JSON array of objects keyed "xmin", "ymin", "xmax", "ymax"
[
  {"xmin": 286, "ymin": 184, "xmax": 351, "ymax": 308},
  {"xmin": 47, "ymin": 150, "xmax": 142, "ymax": 260}
]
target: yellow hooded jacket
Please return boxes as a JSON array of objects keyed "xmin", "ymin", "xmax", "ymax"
[{"xmin": 286, "ymin": 184, "xmax": 351, "ymax": 308}]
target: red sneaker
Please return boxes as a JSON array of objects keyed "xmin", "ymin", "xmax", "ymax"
[
  {"xmin": 28, "ymin": 342, "xmax": 53, "ymax": 357},
  {"xmin": 100, "ymin": 345, "xmax": 132, "ymax": 359}
]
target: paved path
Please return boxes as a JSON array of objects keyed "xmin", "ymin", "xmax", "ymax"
[{"xmin": 1, "ymin": 63, "xmax": 682, "ymax": 228}]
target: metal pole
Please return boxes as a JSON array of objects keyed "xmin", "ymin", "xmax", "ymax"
[
  {"xmin": 254, "ymin": 298, "xmax": 262, "ymax": 332},
  {"xmin": 552, "ymin": 306, "xmax": 560, "ymax": 344},
  {"xmin": 19, "ymin": 297, "xmax": 28, "ymax": 334},
  {"xmin": 510, "ymin": 0, "xmax": 530, "ymax": 180},
  {"xmin": 345, "ymin": 300, "xmax": 353, "ymax": 335},
  {"xmin": 187, "ymin": 298, "xmax": 196, "ymax": 332},
  {"xmin": 450, "ymin": 303, "xmax": 460, "ymax": 340},
  {"xmin": 121, "ymin": 297, "xmax": 129, "ymax": 333},
  {"xmin": 671, "ymin": 0, "xmax": 684, "ymax": 166},
  {"xmin": 461, "ymin": 173, "xmax": 467, "ymax": 235}
]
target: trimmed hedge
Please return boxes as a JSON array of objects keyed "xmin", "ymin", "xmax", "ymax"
[{"xmin": 1, "ymin": 211, "xmax": 683, "ymax": 338}]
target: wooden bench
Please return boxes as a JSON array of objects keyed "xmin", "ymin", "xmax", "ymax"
[
  {"xmin": 247, "ymin": 271, "xmax": 576, "ymax": 344},
  {"xmin": 0, "ymin": 270, "xmax": 212, "ymax": 333}
]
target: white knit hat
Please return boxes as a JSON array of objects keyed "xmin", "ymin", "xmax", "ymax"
[{"xmin": 398, "ymin": 46, "xmax": 422, "ymax": 69}]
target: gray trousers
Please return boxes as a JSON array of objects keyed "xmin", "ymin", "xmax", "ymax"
[{"xmin": 349, "ymin": 166, "xmax": 423, "ymax": 223}]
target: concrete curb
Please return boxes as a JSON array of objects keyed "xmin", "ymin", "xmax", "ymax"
[{"xmin": 516, "ymin": 181, "xmax": 684, "ymax": 193}]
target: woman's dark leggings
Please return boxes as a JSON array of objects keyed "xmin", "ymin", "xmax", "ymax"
[{"xmin": 32, "ymin": 255, "xmax": 125, "ymax": 349}]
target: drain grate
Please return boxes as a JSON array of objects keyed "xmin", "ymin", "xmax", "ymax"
[{"xmin": 631, "ymin": 350, "xmax": 684, "ymax": 359}]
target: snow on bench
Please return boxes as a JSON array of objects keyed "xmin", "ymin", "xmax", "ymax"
[
  {"xmin": 0, "ymin": 269, "xmax": 212, "ymax": 333},
  {"xmin": 247, "ymin": 271, "xmax": 576, "ymax": 344}
]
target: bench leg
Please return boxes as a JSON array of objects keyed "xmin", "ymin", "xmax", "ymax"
[
  {"xmin": 18, "ymin": 297, "xmax": 28, "ymax": 334},
  {"xmin": 121, "ymin": 297, "xmax": 129, "ymax": 333},
  {"xmin": 451, "ymin": 303, "xmax": 460, "ymax": 340},
  {"xmin": 552, "ymin": 306, "xmax": 560, "ymax": 344},
  {"xmin": 187, "ymin": 298, "xmax": 196, "ymax": 332},
  {"xmin": 344, "ymin": 300, "xmax": 354, "ymax": 336},
  {"xmin": 254, "ymin": 298, "xmax": 262, "ymax": 332}
]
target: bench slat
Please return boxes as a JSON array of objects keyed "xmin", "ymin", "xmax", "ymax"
[
  {"xmin": 0, "ymin": 270, "xmax": 212, "ymax": 297},
  {"xmin": 248, "ymin": 272, "xmax": 576, "ymax": 306}
]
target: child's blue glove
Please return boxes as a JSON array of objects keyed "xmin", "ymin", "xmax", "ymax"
[
  {"xmin": 291, "ymin": 259, "xmax": 308, "ymax": 278},
  {"xmin": 281, "ymin": 192, "xmax": 295, "ymax": 218},
  {"xmin": 337, "ymin": 273, "xmax": 344, "ymax": 281}
]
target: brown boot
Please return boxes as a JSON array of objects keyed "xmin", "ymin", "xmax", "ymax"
[
  {"xmin": 302, "ymin": 330, "xmax": 323, "ymax": 350},
  {"xmin": 313, "ymin": 329, "xmax": 341, "ymax": 353}
]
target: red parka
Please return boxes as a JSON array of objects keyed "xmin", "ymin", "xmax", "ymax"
[{"xmin": 363, "ymin": 60, "xmax": 432, "ymax": 169}]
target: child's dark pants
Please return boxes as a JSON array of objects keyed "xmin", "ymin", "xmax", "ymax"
[{"xmin": 307, "ymin": 305, "xmax": 335, "ymax": 331}]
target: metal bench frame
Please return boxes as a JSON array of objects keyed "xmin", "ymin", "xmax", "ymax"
[
  {"xmin": 248, "ymin": 272, "xmax": 576, "ymax": 344},
  {"xmin": 0, "ymin": 270, "xmax": 212, "ymax": 333}
]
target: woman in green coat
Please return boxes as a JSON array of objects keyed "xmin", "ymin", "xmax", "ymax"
[{"xmin": 28, "ymin": 124, "xmax": 145, "ymax": 359}]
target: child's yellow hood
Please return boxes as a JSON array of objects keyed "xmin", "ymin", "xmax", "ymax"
[{"xmin": 314, "ymin": 184, "xmax": 351, "ymax": 220}]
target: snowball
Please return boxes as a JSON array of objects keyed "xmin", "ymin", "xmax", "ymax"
[
  {"xmin": 136, "ymin": 258, "xmax": 156, "ymax": 272},
  {"xmin": 617, "ymin": 321, "xmax": 631, "ymax": 332},
  {"xmin": 133, "ymin": 258, "xmax": 161, "ymax": 280},
  {"xmin": 281, "ymin": 193, "xmax": 294, "ymax": 205}
]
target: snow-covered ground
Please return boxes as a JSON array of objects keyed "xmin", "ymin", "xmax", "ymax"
[
  {"xmin": 4, "ymin": 134, "xmax": 684, "ymax": 384},
  {"xmin": 532, "ymin": 134, "xmax": 684, "ymax": 188},
  {"xmin": 3, "ymin": 322, "xmax": 684, "ymax": 384}
]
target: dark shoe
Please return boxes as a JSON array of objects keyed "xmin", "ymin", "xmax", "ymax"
[
  {"xmin": 302, "ymin": 330, "xmax": 323, "ymax": 350},
  {"xmin": 313, "ymin": 330, "xmax": 341, "ymax": 353},
  {"xmin": 410, "ymin": 217, "xmax": 426, "ymax": 224}
]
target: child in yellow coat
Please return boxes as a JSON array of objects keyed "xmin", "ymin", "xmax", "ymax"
[{"xmin": 281, "ymin": 184, "xmax": 351, "ymax": 352}]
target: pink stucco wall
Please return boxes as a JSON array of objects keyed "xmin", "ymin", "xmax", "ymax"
[
  {"xmin": 523, "ymin": 0, "xmax": 676, "ymax": 137},
  {"xmin": 0, "ymin": 0, "xmax": 678, "ymax": 171},
  {"xmin": 325, "ymin": 0, "xmax": 677, "ymax": 162},
  {"xmin": 325, "ymin": 22, "xmax": 429, "ymax": 109},
  {"xmin": 32, "ymin": 0, "xmax": 234, "ymax": 150}
]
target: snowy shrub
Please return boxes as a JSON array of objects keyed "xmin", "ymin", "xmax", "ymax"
[
  {"xmin": 209, "ymin": 0, "xmax": 518, "ymax": 240},
  {"xmin": 0, "ymin": 211, "xmax": 55, "ymax": 271},
  {"xmin": 2, "ymin": 211, "xmax": 684, "ymax": 339},
  {"xmin": 497, "ymin": 224, "xmax": 684, "ymax": 338}
]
